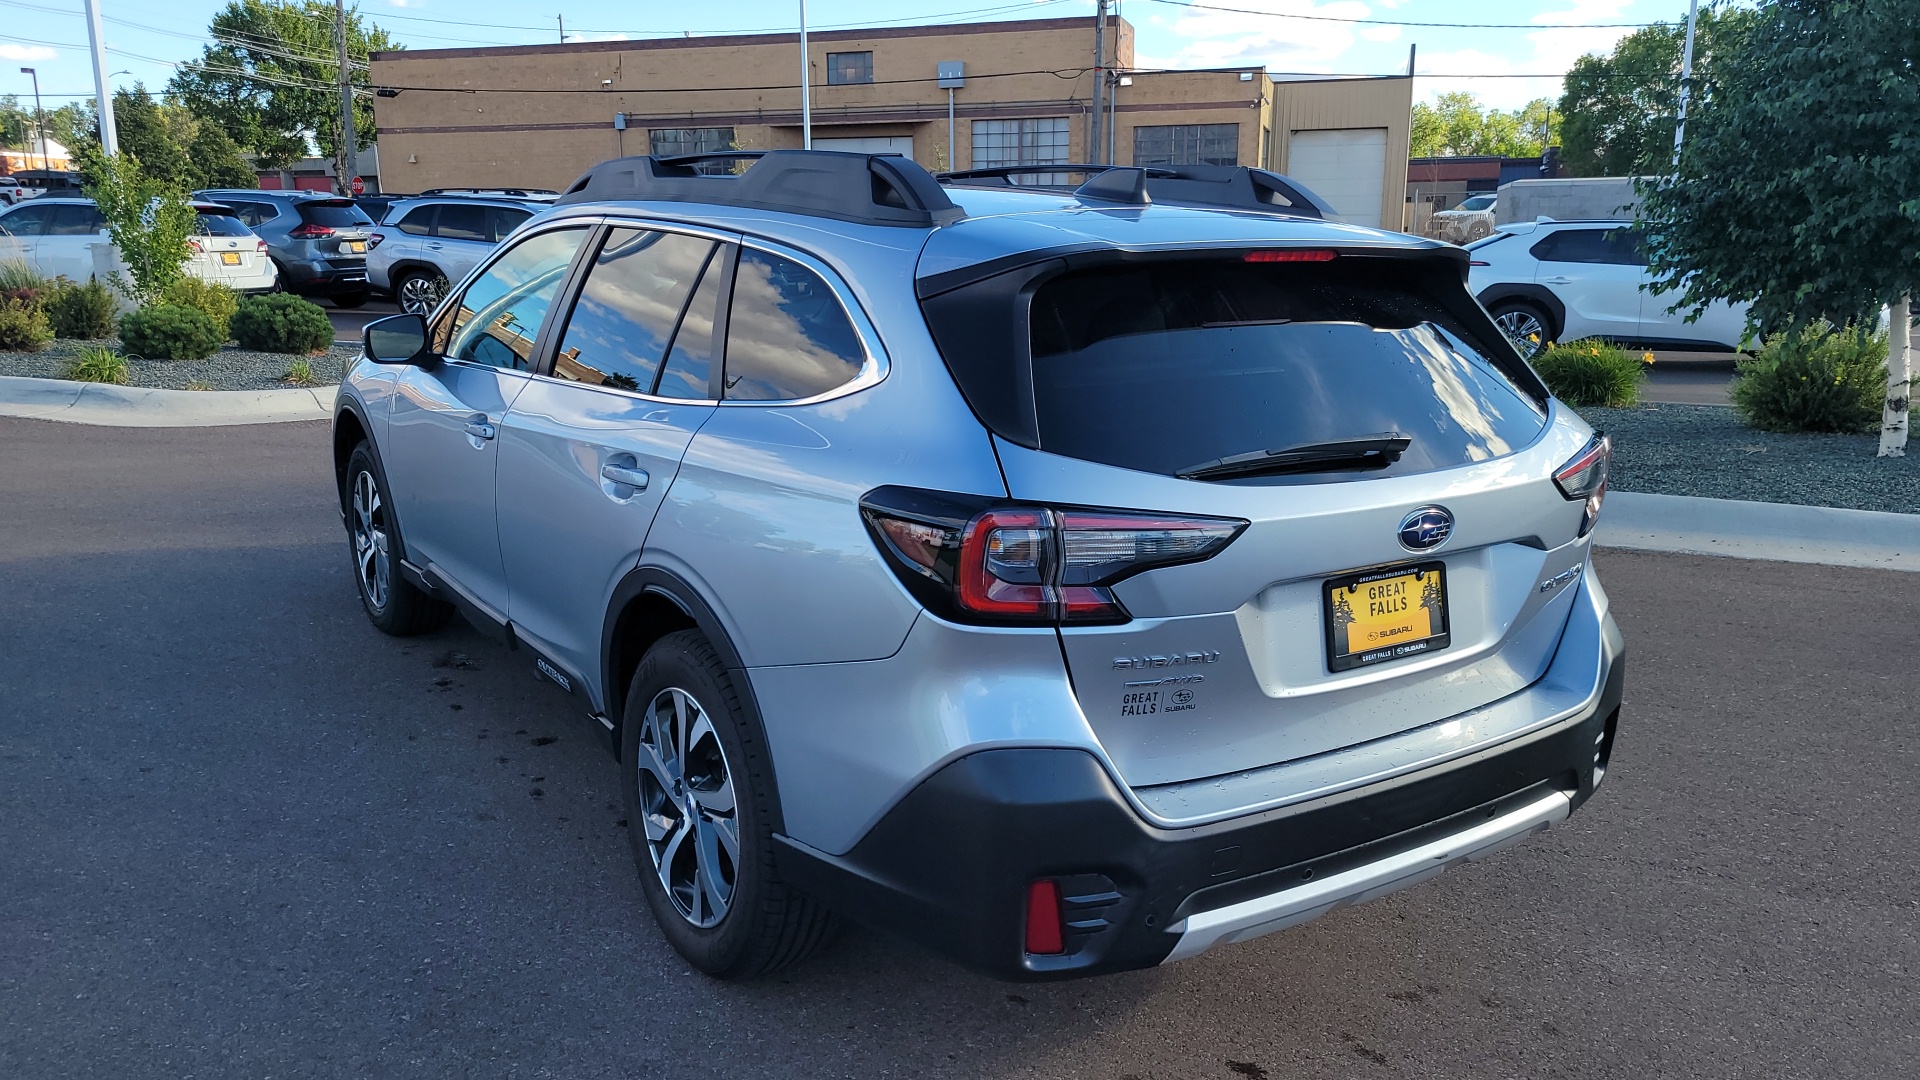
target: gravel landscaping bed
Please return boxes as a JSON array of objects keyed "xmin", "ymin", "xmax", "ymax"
[
  {"xmin": 1582, "ymin": 403, "xmax": 1920, "ymax": 514},
  {"xmin": 0, "ymin": 339, "xmax": 357, "ymax": 391}
]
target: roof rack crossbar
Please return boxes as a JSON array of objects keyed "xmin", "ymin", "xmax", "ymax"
[
  {"xmin": 556, "ymin": 150, "xmax": 963, "ymax": 229},
  {"xmin": 936, "ymin": 163, "xmax": 1336, "ymax": 220}
]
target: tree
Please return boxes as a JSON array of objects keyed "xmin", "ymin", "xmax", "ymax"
[
  {"xmin": 1557, "ymin": 5, "xmax": 1759, "ymax": 177},
  {"xmin": 75, "ymin": 144, "xmax": 197, "ymax": 306},
  {"xmin": 112, "ymin": 85, "xmax": 192, "ymax": 188},
  {"xmin": 0, "ymin": 95, "xmax": 30, "ymax": 150},
  {"xmin": 169, "ymin": 0, "xmax": 399, "ymax": 172},
  {"xmin": 1410, "ymin": 93, "xmax": 1560, "ymax": 158},
  {"xmin": 1637, "ymin": 0, "xmax": 1920, "ymax": 456}
]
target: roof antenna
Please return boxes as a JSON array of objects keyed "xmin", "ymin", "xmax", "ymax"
[{"xmin": 1074, "ymin": 167, "xmax": 1150, "ymax": 206}]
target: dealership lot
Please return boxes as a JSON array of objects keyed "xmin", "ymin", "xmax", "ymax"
[{"xmin": 1, "ymin": 416, "xmax": 1913, "ymax": 1079}]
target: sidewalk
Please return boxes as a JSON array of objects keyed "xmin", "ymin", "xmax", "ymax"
[{"xmin": 0, "ymin": 376, "xmax": 336, "ymax": 427}]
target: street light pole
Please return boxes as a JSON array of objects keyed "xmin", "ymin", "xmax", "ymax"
[
  {"xmin": 20, "ymin": 67, "xmax": 45, "ymax": 170},
  {"xmin": 1671, "ymin": 0, "xmax": 1699, "ymax": 166},
  {"xmin": 798, "ymin": 0, "xmax": 812, "ymax": 149},
  {"xmin": 335, "ymin": 0, "xmax": 358, "ymax": 196},
  {"xmin": 84, "ymin": 0, "xmax": 117, "ymax": 155}
]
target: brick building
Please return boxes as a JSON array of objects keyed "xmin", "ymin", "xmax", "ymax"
[{"xmin": 370, "ymin": 16, "xmax": 1413, "ymax": 228}]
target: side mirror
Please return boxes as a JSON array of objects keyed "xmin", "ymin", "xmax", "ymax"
[{"xmin": 364, "ymin": 313, "xmax": 436, "ymax": 366}]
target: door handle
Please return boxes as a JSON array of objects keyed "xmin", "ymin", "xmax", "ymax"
[
  {"xmin": 1541, "ymin": 276, "xmax": 1573, "ymax": 284},
  {"xmin": 601, "ymin": 464, "xmax": 650, "ymax": 491},
  {"xmin": 464, "ymin": 420, "xmax": 496, "ymax": 441},
  {"xmin": 427, "ymin": 242, "xmax": 443, "ymax": 250}
]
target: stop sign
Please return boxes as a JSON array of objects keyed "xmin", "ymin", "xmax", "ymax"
[{"xmin": 350, "ymin": 176, "xmax": 365, "ymax": 195}]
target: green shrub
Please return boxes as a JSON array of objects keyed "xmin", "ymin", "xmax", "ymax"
[
  {"xmin": 118, "ymin": 303, "xmax": 224, "ymax": 361},
  {"xmin": 0, "ymin": 298, "xmax": 53, "ymax": 351},
  {"xmin": 0, "ymin": 257, "xmax": 50, "ymax": 292},
  {"xmin": 44, "ymin": 279, "xmax": 118, "ymax": 339},
  {"xmin": 1730, "ymin": 322, "xmax": 1885, "ymax": 433},
  {"xmin": 0, "ymin": 284, "xmax": 47, "ymax": 313},
  {"xmin": 160, "ymin": 277, "xmax": 239, "ymax": 340},
  {"xmin": 1533, "ymin": 338, "xmax": 1648, "ymax": 408},
  {"xmin": 282, "ymin": 358, "xmax": 317, "ymax": 386},
  {"xmin": 231, "ymin": 293, "xmax": 334, "ymax": 354},
  {"xmin": 64, "ymin": 344, "xmax": 129, "ymax": 384}
]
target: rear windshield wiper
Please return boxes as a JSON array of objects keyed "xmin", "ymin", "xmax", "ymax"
[{"xmin": 1176, "ymin": 433, "xmax": 1411, "ymax": 482}]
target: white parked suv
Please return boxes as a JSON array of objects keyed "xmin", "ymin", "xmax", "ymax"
[
  {"xmin": 1467, "ymin": 219, "xmax": 1749, "ymax": 357},
  {"xmin": 0, "ymin": 197, "xmax": 278, "ymax": 293}
]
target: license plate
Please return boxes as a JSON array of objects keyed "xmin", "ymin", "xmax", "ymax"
[
  {"xmin": 220, "ymin": 252, "xmax": 241, "ymax": 265},
  {"xmin": 1324, "ymin": 561, "xmax": 1450, "ymax": 672},
  {"xmin": 346, "ymin": 241, "xmax": 365, "ymax": 254}
]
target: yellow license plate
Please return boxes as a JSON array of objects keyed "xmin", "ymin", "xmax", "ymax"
[
  {"xmin": 346, "ymin": 241, "xmax": 365, "ymax": 253},
  {"xmin": 1324, "ymin": 561, "xmax": 1450, "ymax": 672},
  {"xmin": 220, "ymin": 252, "xmax": 241, "ymax": 265}
]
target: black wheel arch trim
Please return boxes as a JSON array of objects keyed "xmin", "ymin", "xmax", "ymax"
[
  {"xmin": 389, "ymin": 259, "xmax": 450, "ymax": 285},
  {"xmin": 601, "ymin": 565, "xmax": 786, "ymax": 832},
  {"xmin": 1476, "ymin": 283, "xmax": 1565, "ymax": 338}
]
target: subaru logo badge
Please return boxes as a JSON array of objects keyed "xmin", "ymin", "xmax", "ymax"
[{"xmin": 1398, "ymin": 506, "xmax": 1454, "ymax": 552}]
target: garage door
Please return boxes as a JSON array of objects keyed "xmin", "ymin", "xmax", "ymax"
[
  {"xmin": 1286, "ymin": 128, "xmax": 1388, "ymax": 228},
  {"xmin": 813, "ymin": 136, "xmax": 915, "ymax": 158}
]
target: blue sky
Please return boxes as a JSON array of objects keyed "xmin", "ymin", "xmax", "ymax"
[{"xmin": 2, "ymin": 0, "xmax": 1696, "ymax": 119}]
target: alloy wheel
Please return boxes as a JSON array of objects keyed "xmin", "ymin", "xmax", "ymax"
[
  {"xmin": 350, "ymin": 469, "xmax": 390, "ymax": 612},
  {"xmin": 1494, "ymin": 309, "xmax": 1548, "ymax": 358},
  {"xmin": 398, "ymin": 273, "xmax": 448, "ymax": 315},
  {"xmin": 635, "ymin": 686, "xmax": 740, "ymax": 928}
]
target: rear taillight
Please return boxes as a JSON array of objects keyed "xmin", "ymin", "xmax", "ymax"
[
  {"xmin": 860, "ymin": 487, "xmax": 1245, "ymax": 626},
  {"xmin": 288, "ymin": 223, "xmax": 334, "ymax": 239},
  {"xmin": 1554, "ymin": 433, "xmax": 1610, "ymax": 538},
  {"xmin": 255, "ymin": 239, "xmax": 270, "ymax": 253},
  {"xmin": 367, "ymin": 233, "xmax": 384, "ymax": 249},
  {"xmin": 186, "ymin": 239, "xmax": 204, "ymax": 253}
]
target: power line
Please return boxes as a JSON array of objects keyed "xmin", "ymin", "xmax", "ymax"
[
  {"xmin": 366, "ymin": 0, "xmax": 1080, "ymax": 39},
  {"xmin": 1144, "ymin": 0, "xmax": 1658, "ymax": 30}
]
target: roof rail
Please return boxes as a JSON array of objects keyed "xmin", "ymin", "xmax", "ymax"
[
  {"xmin": 555, "ymin": 151, "xmax": 964, "ymax": 229},
  {"xmin": 419, "ymin": 187, "xmax": 561, "ymax": 198},
  {"xmin": 937, "ymin": 163, "xmax": 1336, "ymax": 220}
]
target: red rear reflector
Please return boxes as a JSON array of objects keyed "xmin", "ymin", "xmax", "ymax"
[
  {"xmin": 1025, "ymin": 880, "xmax": 1064, "ymax": 955},
  {"xmin": 1243, "ymin": 249, "xmax": 1336, "ymax": 263}
]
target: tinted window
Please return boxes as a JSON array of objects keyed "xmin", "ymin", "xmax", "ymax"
[
  {"xmin": 722, "ymin": 249, "xmax": 864, "ymax": 400},
  {"xmin": 195, "ymin": 211, "xmax": 254, "ymax": 237},
  {"xmin": 224, "ymin": 202, "xmax": 277, "ymax": 228},
  {"xmin": 551, "ymin": 228, "xmax": 715, "ymax": 393},
  {"xmin": 296, "ymin": 201, "xmax": 373, "ymax": 227},
  {"xmin": 442, "ymin": 227, "xmax": 587, "ymax": 370},
  {"xmin": 434, "ymin": 203, "xmax": 488, "ymax": 242},
  {"xmin": 46, "ymin": 204, "xmax": 106, "ymax": 235},
  {"xmin": 1015, "ymin": 258, "xmax": 1545, "ymax": 480},
  {"xmin": 491, "ymin": 207, "xmax": 532, "ymax": 242},
  {"xmin": 0, "ymin": 204, "xmax": 53, "ymax": 236},
  {"xmin": 657, "ymin": 250, "xmax": 726, "ymax": 400},
  {"xmin": 396, "ymin": 206, "xmax": 434, "ymax": 235},
  {"xmin": 1530, "ymin": 227, "xmax": 1644, "ymax": 266}
]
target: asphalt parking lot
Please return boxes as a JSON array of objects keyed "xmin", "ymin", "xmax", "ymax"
[{"xmin": 3, "ymin": 417, "xmax": 1913, "ymax": 1079}]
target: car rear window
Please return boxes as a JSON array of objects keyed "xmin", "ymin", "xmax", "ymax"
[
  {"xmin": 195, "ymin": 211, "xmax": 254, "ymax": 236},
  {"xmin": 297, "ymin": 201, "xmax": 373, "ymax": 227},
  {"xmin": 926, "ymin": 254, "xmax": 1548, "ymax": 481}
]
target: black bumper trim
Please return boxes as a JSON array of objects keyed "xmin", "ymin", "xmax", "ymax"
[{"xmin": 775, "ymin": 651, "xmax": 1624, "ymax": 981}]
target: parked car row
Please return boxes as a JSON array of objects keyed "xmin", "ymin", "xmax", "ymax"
[
  {"xmin": 0, "ymin": 197, "xmax": 279, "ymax": 294},
  {"xmin": 191, "ymin": 189, "xmax": 377, "ymax": 307}
]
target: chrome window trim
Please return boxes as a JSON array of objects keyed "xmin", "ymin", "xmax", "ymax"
[
  {"xmin": 514, "ymin": 214, "xmax": 891, "ymax": 409},
  {"xmin": 430, "ymin": 214, "xmax": 604, "ymax": 376}
]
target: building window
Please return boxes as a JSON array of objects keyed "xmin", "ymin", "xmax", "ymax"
[
  {"xmin": 1133, "ymin": 123, "xmax": 1240, "ymax": 167},
  {"xmin": 970, "ymin": 117, "xmax": 1070, "ymax": 179},
  {"xmin": 826, "ymin": 52, "xmax": 873, "ymax": 85},
  {"xmin": 649, "ymin": 127, "xmax": 737, "ymax": 158}
]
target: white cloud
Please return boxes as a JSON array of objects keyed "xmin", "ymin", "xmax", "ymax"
[
  {"xmin": 1357, "ymin": 23, "xmax": 1401, "ymax": 42},
  {"xmin": 1151, "ymin": 0, "xmax": 1370, "ymax": 74},
  {"xmin": 0, "ymin": 45, "xmax": 58, "ymax": 62}
]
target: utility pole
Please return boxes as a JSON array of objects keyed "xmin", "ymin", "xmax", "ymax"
[
  {"xmin": 334, "ymin": 0, "xmax": 357, "ymax": 196},
  {"xmin": 798, "ymin": 0, "xmax": 812, "ymax": 149},
  {"xmin": 1091, "ymin": 0, "xmax": 1106, "ymax": 163},
  {"xmin": 83, "ymin": 0, "xmax": 117, "ymax": 155},
  {"xmin": 1671, "ymin": 0, "xmax": 1699, "ymax": 166},
  {"xmin": 19, "ymin": 67, "xmax": 44, "ymax": 170},
  {"xmin": 558, "ymin": 15, "xmax": 565, "ymax": 43}
]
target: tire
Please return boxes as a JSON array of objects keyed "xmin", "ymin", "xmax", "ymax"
[
  {"xmin": 1490, "ymin": 300, "xmax": 1555, "ymax": 360},
  {"xmin": 342, "ymin": 442, "xmax": 453, "ymax": 636},
  {"xmin": 395, "ymin": 269, "xmax": 449, "ymax": 316},
  {"xmin": 332, "ymin": 290, "xmax": 370, "ymax": 309},
  {"xmin": 622, "ymin": 630, "xmax": 837, "ymax": 979}
]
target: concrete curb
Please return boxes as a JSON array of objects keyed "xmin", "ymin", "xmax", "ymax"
[
  {"xmin": 1596, "ymin": 491, "xmax": 1920, "ymax": 573},
  {"xmin": 0, "ymin": 376, "xmax": 335, "ymax": 427}
]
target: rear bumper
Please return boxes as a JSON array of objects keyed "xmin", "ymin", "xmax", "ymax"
[
  {"xmin": 775, "ymin": 620, "xmax": 1623, "ymax": 981},
  {"xmin": 284, "ymin": 259, "xmax": 369, "ymax": 294}
]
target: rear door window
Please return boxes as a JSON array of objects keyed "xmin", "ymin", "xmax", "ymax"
[
  {"xmin": 1012, "ymin": 256, "xmax": 1546, "ymax": 479},
  {"xmin": 395, "ymin": 206, "xmax": 435, "ymax": 235},
  {"xmin": 0, "ymin": 204, "xmax": 54, "ymax": 236},
  {"xmin": 721, "ymin": 249, "xmax": 864, "ymax": 401},
  {"xmin": 491, "ymin": 207, "xmax": 533, "ymax": 242},
  {"xmin": 434, "ymin": 203, "xmax": 488, "ymax": 242},
  {"xmin": 549, "ymin": 227, "xmax": 716, "ymax": 394},
  {"xmin": 1530, "ymin": 228, "xmax": 1644, "ymax": 265},
  {"xmin": 46, "ymin": 204, "xmax": 106, "ymax": 235},
  {"xmin": 226, "ymin": 202, "xmax": 276, "ymax": 228}
]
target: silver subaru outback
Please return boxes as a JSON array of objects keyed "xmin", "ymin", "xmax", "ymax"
[{"xmin": 332, "ymin": 151, "xmax": 1624, "ymax": 982}]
